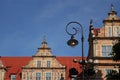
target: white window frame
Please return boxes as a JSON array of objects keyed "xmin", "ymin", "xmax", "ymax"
[
  {"xmin": 108, "ymin": 27, "xmax": 112, "ymax": 37},
  {"xmin": 116, "ymin": 27, "xmax": 119, "ymax": 36},
  {"xmin": 101, "ymin": 45, "xmax": 112, "ymax": 57},
  {"xmin": 105, "ymin": 69, "xmax": 113, "ymax": 75},
  {"xmin": 37, "ymin": 61, "xmax": 41, "ymax": 67},
  {"xmin": 11, "ymin": 74, "xmax": 16, "ymax": 80},
  {"xmin": 46, "ymin": 72, "xmax": 51, "ymax": 80},
  {"xmin": 47, "ymin": 61, "xmax": 51, "ymax": 67},
  {"xmin": 36, "ymin": 72, "xmax": 41, "ymax": 80}
]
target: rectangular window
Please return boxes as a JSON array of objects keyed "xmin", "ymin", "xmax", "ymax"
[
  {"xmin": 105, "ymin": 69, "xmax": 113, "ymax": 75},
  {"xmin": 11, "ymin": 75, "xmax": 16, "ymax": 80},
  {"xmin": 36, "ymin": 73, "xmax": 41, "ymax": 80},
  {"xmin": 27, "ymin": 76, "xmax": 29, "ymax": 80},
  {"xmin": 57, "ymin": 75, "xmax": 60, "ymax": 80},
  {"xmin": 102, "ymin": 45, "xmax": 112, "ymax": 57},
  {"xmin": 47, "ymin": 61, "xmax": 50, "ymax": 67},
  {"xmin": 46, "ymin": 73, "xmax": 51, "ymax": 80},
  {"xmin": 108, "ymin": 27, "xmax": 112, "ymax": 37},
  {"xmin": 116, "ymin": 27, "xmax": 119, "ymax": 36},
  {"xmin": 37, "ymin": 61, "xmax": 41, "ymax": 67},
  {"xmin": 71, "ymin": 78, "xmax": 76, "ymax": 80}
]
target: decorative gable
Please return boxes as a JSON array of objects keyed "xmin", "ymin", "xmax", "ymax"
[
  {"xmin": 24, "ymin": 37, "xmax": 65, "ymax": 68},
  {"xmin": 34, "ymin": 40, "xmax": 53, "ymax": 57},
  {"xmin": 22, "ymin": 37, "xmax": 66, "ymax": 80},
  {"xmin": 89, "ymin": 4, "xmax": 120, "ymax": 38}
]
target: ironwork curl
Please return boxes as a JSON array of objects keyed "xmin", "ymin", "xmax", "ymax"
[{"xmin": 65, "ymin": 21, "xmax": 83, "ymax": 36}]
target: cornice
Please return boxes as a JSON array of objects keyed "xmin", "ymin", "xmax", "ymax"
[
  {"xmin": 22, "ymin": 67, "xmax": 66, "ymax": 69},
  {"xmin": 103, "ymin": 19, "xmax": 120, "ymax": 23},
  {"xmin": 38, "ymin": 47, "xmax": 51, "ymax": 50},
  {"xmin": 92, "ymin": 37, "xmax": 120, "ymax": 40},
  {"xmin": 93, "ymin": 57, "xmax": 112, "ymax": 60},
  {"xmin": 32, "ymin": 55, "xmax": 56, "ymax": 58},
  {"xmin": 94, "ymin": 63, "xmax": 120, "ymax": 66}
]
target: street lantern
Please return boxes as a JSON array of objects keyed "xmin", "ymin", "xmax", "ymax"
[
  {"xmin": 67, "ymin": 35, "xmax": 79, "ymax": 47},
  {"xmin": 65, "ymin": 21, "xmax": 98, "ymax": 80},
  {"xmin": 66, "ymin": 21, "xmax": 85, "ymax": 80}
]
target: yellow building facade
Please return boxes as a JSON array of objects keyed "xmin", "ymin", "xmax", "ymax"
[
  {"xmin": 88, "ymin": 4, "xmax": 120, "ymax": 80},
  {"xmin": 21, "ymin": 39, "xmax": 66, "ymax": 80}
]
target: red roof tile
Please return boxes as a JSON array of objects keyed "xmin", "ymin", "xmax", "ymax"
[
  {"xmin": 0, "ymin": 56, "xmax": 84, "ymax": 80},
  {"xmin": 93, "ymin": 28, "xmax": 100, "ymax": 36},
  {"xmin": 1, "ymin": 57, "xmax": 32, "ymax": 80},
  {"xmin": 57, "ymin": 56, "xmax": 85, "ymax": 80}
]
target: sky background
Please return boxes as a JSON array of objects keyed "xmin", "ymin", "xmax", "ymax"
[{"xmin": 0, "ymin": 0, "xmax": 120, "ymax": 57}]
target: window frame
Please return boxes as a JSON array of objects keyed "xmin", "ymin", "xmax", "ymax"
[
  {"xmin": 105, "ymin": 69, "xmax": 113, "ymax": 75},
  {"xmin": 37, "ymin": 61, "xmax": 41, "ymax": 67},
  {"xmin": 36, "ymin": 72, "xmax": 41, "ymax": 80},
  {"xmin": 46, "ymin": 61, "xmax": 51, "ymax": 67},
  {"xmin": 108, "ymin": 27, "xmax": 112, "ymax": 37},
  {"xmin": 46, "ymin": 72, "xmax": 51, "ymax": 80},
  {"xmin": 116, "ymin": 27, "xmax": 119, "ymax": 36},
  {"xmin": 101, "ymin": 45, "xmax": 112, "ymax": 57},
  {"xmin": 10, "ymin": 74, "xmax": 16, "ymax": 80}
]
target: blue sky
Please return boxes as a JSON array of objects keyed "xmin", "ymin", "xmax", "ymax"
[{"xmin": 0, "ymin": 0, "xmax": 120, "ymax": 56}]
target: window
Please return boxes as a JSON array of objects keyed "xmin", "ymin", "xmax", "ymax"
[
  {"xmin": 36, "ymin": 73, "xmax": 41, "ymax": 80},
  {"xmin": 102, "ymin": 45, "xmax": 112, "ymax": 57},
  {"xmin": 71, "ymin": 78, "xmax": 76, "ymax": 80},
  {"xmin": 108, "ymin": 27, "xmax": 112, "ymax": 37},
  {"xmin": 116, "ymin": 27, "xmax": 119, "ymax": 36},
  {"xmin": 105, "ymin": 69, "xmax": 113, "ymax": 75},
  {"xmin": 46, "ymin": 72, "xmax": 51, "ymax": 80},
  {"xmin": 27, "ymin": 76, "xmax": 30, "ymax": 80},
  {"xmin": 37, "ymin": 61, "xmax": 41, "ymax": 67},
  {"xmin": 57, "ymin": 75, "xmax": 60, "ymax": 80},
  {"xmin": 47, "ymin": 61, "xmax": 50, "ymax": 67},
  {"xmin": 11, "ymin": 75, "xmax": 16, "ymax": 80}
]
